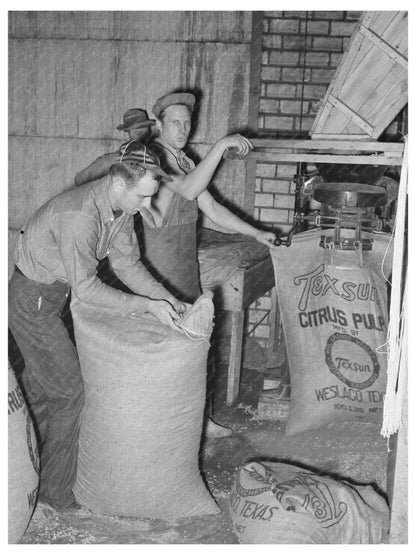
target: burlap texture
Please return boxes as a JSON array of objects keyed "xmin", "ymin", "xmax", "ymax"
[
  {"xmin": 229, "ymin": 461, "xmax": 389, "ymax": 544},
  {"xmin": 271, "ymin": 230, "xmax": 393, "ymax": 435},
  {"xmin": 8, "ymin": 363, "xmax": 39, "ymax": 543},
  {"xmin": 72, "ymin": 298, "xmax": 219, "ymax": 519}
]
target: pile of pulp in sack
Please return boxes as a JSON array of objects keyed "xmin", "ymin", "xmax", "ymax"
[{"xmin": 72, "ymin": 292, "xmax": 220, "ymax": 519}]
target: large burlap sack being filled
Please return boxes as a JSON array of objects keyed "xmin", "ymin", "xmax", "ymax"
[
  {"xmin": 72, "ymin": 292, "xmax": 220, "ymax": 519},
  {"xmin": 271, "ymin": 230, "xmax": 393, "ymax": 435},
  {"xmin": 8, "ymin": 362, "xmax": 39, "ymax": 543},
  {"xmin": 229, "ymin": 461, "xmax": 389, "ymax": 544}
]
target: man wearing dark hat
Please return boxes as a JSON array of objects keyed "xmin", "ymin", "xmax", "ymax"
[
  {"xmin": 9, "ymin": 145, "xmax": 186, "ymax": 512},
  {"xmin": 74, "ymin": 108, "xmax": 156, "ymax": 186},
  {"xmin": 142, "ymin": 91, "xmax": 277, "ymax": 438},
  {"xmin": 75, "ymin": 106, "xmax": 250, "ymax": 201}
]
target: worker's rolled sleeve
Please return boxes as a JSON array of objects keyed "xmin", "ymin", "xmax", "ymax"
[{"xmin": 15, "ymin": 178, "xmax": 172, "ymax": 317}]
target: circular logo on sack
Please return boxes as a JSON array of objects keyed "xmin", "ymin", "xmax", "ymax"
[{"xmin": 324, "ymin": 332, "xmax": 380, "ymax": 389}]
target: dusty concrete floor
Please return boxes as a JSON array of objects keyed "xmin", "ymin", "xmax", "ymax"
[{"xmin": 19, "ymin": 390, "xmax": 389, "ymax": 544}]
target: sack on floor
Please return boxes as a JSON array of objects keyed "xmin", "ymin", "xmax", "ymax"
[
  {"xmin": 8, "ymin": 361, "xmax": 39, "ymax": 543},
  {"xmin": 229, "ymin": 461, "xmax": 389, "ymax": 544},
  {"xmin": 72, "ymin": 292, "xmax": 220, "ymax": 519},
  {"xmin": 270, "ymin": 230, "xmax": 393, "ymax": 435}
]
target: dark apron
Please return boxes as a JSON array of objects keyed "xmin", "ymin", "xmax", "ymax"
[
  {"xmin": 137, "ymin": 144, "xmax": 201, "ymax": 303},
  {"xmin": 141, "ymin": 221, "xmax": 201, "ymax": 303}
]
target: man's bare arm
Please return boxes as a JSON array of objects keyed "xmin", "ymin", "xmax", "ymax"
[{"xmin": 165, "ymin": 134, "xmax": 252, "ymax": 200}]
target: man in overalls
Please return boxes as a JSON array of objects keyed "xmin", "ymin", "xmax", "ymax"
[
  {"xmin": 74, "ymin": 106, "xmax": 255, "ymax": 296},
  {"xmin": 9, "ymin": 146, "xmax": 185, "ymax": 511},
  {"xmin": 140, "ymin": 92, "xmax": 277, "ymax": 437},
  {"xmin": 144, "ymin": 92, "xmax": 276, "ymax": 299}
]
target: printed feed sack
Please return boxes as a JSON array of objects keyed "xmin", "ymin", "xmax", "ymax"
[
  {"xmin": 229, "ymin": 461, "xmax": 389, "ymax": 544},
  {"xmin": 8, "ymin": 362, "xmax": 39, "ymax": 543},
  {"xmin": 271, "ymin": 229, "xmax": 393, "ymax": 435}
]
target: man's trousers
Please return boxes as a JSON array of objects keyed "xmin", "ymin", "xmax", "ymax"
[{"xmin": 9, "ymin": 269, "xmax": 84, "ymax": 510}]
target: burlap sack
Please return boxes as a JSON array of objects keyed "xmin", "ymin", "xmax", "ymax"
[
  {"xmin": 270, "ymin": 230, "xmax": 393, "ymax": 435},
  {"xmin": 8, "ymin": 362, "xmax": 39, "ymax": 543},
  {"xmin": 72, "ymin": 293, "xmax": 220, "ymax": 519},
  {"xmin": 229, "ymin": 461, "xmax": 389, "ymax": 544}
]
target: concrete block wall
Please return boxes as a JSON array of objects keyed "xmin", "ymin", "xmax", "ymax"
[{"xmin": 248, "ymin": 11, "xmax": 361, "ymax": 346}]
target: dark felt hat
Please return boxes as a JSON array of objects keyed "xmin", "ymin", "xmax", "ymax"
[
  {"xmin": 117, "ymin": 109, "xmax": 155, "ymax": 131},
  {"xmin": 118, "ymin": 142, "xmax": 172, "ymax": 182},
  {"xmin": 152, "ymin": 92, "xmax": 196, "ymax": 119}
]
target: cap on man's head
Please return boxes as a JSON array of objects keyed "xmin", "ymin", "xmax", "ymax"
[
  {"xmin": 118, "ymin": 142, "xmax": 172, "ymax": 182},
  {"xmin": 152, "ymin": 92, "xmax": 196, "ymax": 120},
  {"xmin": 117, "ymin": 109, "xmax": 155, "ymax": 131}
]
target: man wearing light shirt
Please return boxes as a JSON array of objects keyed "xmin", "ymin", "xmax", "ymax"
[{"xmin": 9, "ymin": 146, "xmax": 184, "ymax": 511}]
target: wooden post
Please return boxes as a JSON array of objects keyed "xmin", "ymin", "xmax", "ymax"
[
  {"xmin": 386, "ymin": 383, "xmax": 408, "ymax": 543},
  {"xmin": 226, "ymin": 310, "xmax": 245, "ymax": 406},
  {"xmin": 247, "ymin": 11, "xmax": 263, "ymax": 135}
]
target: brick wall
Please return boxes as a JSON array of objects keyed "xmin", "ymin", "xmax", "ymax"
[{"xmin": 248, "ymin": 11, "xmax": 361, "ymax": 346}]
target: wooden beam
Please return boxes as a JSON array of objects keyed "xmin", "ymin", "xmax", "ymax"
[
  {"xmin": 244, "ymin": 155, "xmax": 257, "ymax": 215},
  {"xmin": 225, "ymin": 139, "xmax": 404, "ymax": 166},
  {"xmin": 327, "ymin": 94, "xmax": 375, "ymax": 136},
  {"xmin": 386, "ymin": 386, "xmax": 408, "ymax": 543},
  {"xmin": 310, "ymin": 133, "xmax": 378, "ymax": 141},
  {"xmin": 247, "ymin": 11, "xmax": 263, "ymax": 135},
  {"xmin": 249, "ymin": 139, "xmax": 405, "ymax": 152},
  {"xmin": 227, "ymin": 310, "xmax": 245, "ymax": 406},
  {"xmin": 359, "ymin": 23, "xmax": 408, "ymax": 69},
  {"xmin": 246, "ymin": 152, "xmax": 402, "ymax": 165}
]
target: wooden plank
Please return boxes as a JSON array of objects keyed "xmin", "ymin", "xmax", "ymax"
[
  {"xmin": 226, "ymin": 310, "xmax": 245, "ymax": 405},
  {"xmin": 370, "ymin": 76, "xmax": 408, "ymax": 138},
  {"xmin": 310, "ymin": 11, "xmax": 407, "ymax": 139},
  {"xmin": 311, "ymin": 15, "xmax": 366, "ymax": 135},
  {"xmin": 244, "ymin": 155, "xmax": 257, "ymax": 215},
  {"xmin": 384, "ymin": 136, "xmax": 408, "ymax": 545},
  {"xmin": 360, "ymin": 11, "xmax": 376, "ymax": 28},
  {"xmin": 309, "ymin": 133, "xmax": 373, "ymax": 141},
  {"xmin": 327, "ymin": 94, "xmax": 375, "ymax": 135},
  {"xmin": 8, "ymin": 39, "xmax": 250, "ymax": 143},
  {"xmin": 204, "ymin": 256, "xmax": 274, "ymax": 312},
  {"xmin": 247, "ymin": 152, "xmax": 403, "ymax": 165},
  {"xmin": 9, "ymin": 11, "xmax": 253, "ymax": 43},
  {"xmin": 369, "ymin": 11, "xmax": 408, "ymax": 55},
  {"xmin": 358, "ymin": 23, "xmax": 408, "ymax": 68},
  {"xmin": 207, "ymin": 272, "xmax": 244, "ymax": 312},
  {"xmin": 267, "ymin": 287, "xmax": 279, "ymax": 353},
  {"xmin": 240, "ymin": 256, "xmax": 275, "ymax": 308},
  {"xmin": 247, "ymin": 11, "xmax": 263, "ymax": 134},
  {"xmin": 337, "ymin": 61, "xmax": 407, "ymax": 137},
  {"xmin": 386, "ymin": 384, "xmax": 408, "ymax": 543},
  {"xmin": 249, "ymin": 139, "xmax": 405, "ymax": 152}
]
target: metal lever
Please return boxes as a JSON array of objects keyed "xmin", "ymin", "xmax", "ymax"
[{"xmin": 273, "ymin": 220, "xmax": 301, "ymax": 247}]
